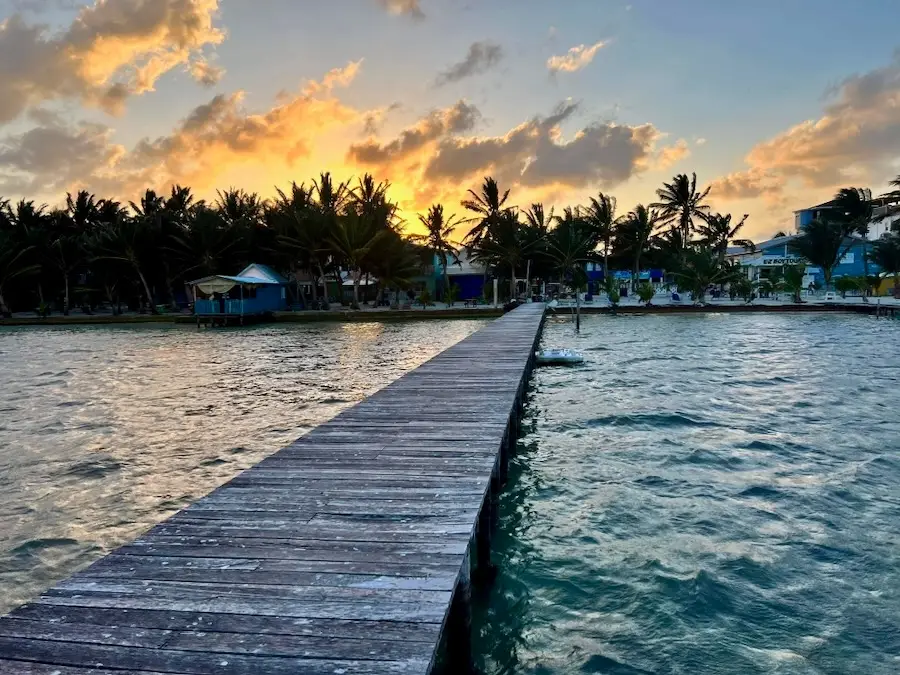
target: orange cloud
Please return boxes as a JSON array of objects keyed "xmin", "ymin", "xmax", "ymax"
[
  {"xmin": 0, "ymin": 0, "xmax": 224, "ymax": 123},
  {"xmin": 656, "ymin": 139, "xmax": 690, "ymax": 169},
  {"xmin": 547, "ymin": 41, "xmax": 607, "ymax": 74},
  {"xmin": 711, "ymin": 50, "xmax": 900, "ymax": 201},
  {"xmin": 0, "ymin": 62, "xmax": 367, "ymax": 199}
]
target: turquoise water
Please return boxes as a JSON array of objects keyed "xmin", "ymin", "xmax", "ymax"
[
  {"xmin": 476, "ymin": 313, "xmax": 900, "ymax": 675},
  {"xmin": 0, "ymin": 320, "xmax": 484, "ymax": 614}
]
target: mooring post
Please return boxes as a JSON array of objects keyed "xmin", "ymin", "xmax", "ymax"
[
  {"xmin": 445, "ymin": 552, "xmax": 474, "ymax": 673},
  {"xmin": 474, "ymin": 489, "xmax": 495, "ymax": 585},
  {"xmin": 499, "ymin": 429, "xmax": 510, "ymax": 484}
]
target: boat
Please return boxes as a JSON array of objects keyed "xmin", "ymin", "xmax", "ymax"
[{"xmin": 535, "ymin": 348, "xmax": 584, "ymax": 366}]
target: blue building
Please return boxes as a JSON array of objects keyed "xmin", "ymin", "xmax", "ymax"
[
  {"xmin": 436, "ymin": 249, "xmax": 487, "ymax": 300},
  {"xmin": 190, "ymin": 264, "xmax": 288, "ymax": 319},
  {"xmin": 728, "ymin": 234, "xmax": 879, "ymax": 287}
]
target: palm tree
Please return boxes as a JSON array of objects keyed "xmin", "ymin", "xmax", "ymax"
[
  {"xmin": 369, "ymin": 233, "xmax": 422, "ymax": 307},
  {"xmin": 169, "ymin": 206, "xmax": 243, "ymax": 279},
  {"xmin": 468, "ymin": 209, "xmax": 534, "ymax": 300},
  {"xmin": 329, "ymin": 211, "xmax": 386, "ymax": 309},
  {"xmin": 274, "ymin": 182, "xmax": 333, "ymax": 306},
  {"xmin": 676, "ymin": 249, "xmax": 740, "ymax": 304},
  {"xmin": 583, "ymin": 193, "xmax": 619, "ymax": 278},
  {"xmin": 782, "ymin": 264, "xmax": 806, "ymax": 303},
  {"xmin": 546, "ymin": 207, "xmax": 596, "ymax": 330},
  {"xmin": 313, "ymin": 172, "xmax": 352, "ymax": 301},
  {"xmin": 413, "ymin": 204, "xmax": 461, "ymax": 302},
  {"xmin": 869, "ymin": 234, "xmax": 900, "ymax": 296},
  {"xmin": 461, "ymin": 177, "xmax": 510, "ymax": 247},
  {"xmin": 11, "ymin": 200, "xmax": 50, "ymax": 308},
  {"xmin": 696, "ymin": 213, "xmax": 753, "ymax": 262},
  {"xmin": 521, "ymin": 203, "xmax": 553, "ymax": 293},
  {"xmin": 616, "ymin": 205, "xmax": 660, "ymax": 290},
  {"xmin": 651, "ymin": 173, "xmax": 711, "ymax": 247},
  {"xmin": 832, "ymin": 187, "xmax": 873, "ymax": 297},
  {"xmin": 789, "ymin": 218, "xmax": 849, "ymax": 290},
  {"xmin": 0, "ymin": 201, "xmax": 39, "ymax": 316},
  {"xmin": 89, "ymin": 215, "xmax": 157, "ymax": 312}
]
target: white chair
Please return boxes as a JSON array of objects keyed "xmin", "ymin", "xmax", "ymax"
[{"xmin": 824, "ymin": 291, "xmax": 837, "ymax": 301}]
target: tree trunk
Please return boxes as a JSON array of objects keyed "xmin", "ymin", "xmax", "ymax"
[
  {"xmin": 135, "ymin": 265, "xmax": 157, "ymax": 314},
  {"xmin": 509, "ymin": 264, "xmax": 516, "ymax": 301},
  {"xmin": 333, "ymin": 269, "xmax": 343, "ymax": 305},
  {"xmin": 352, "ymin": 274, "xmax": 361, "ymax": 309},
  {"xmin": 861, "ymin": 240, "xmax": 870, "ymax": 302},
  {"xmin": 603, "ymin": 242, "xmax": 610, "ymax": 284},
  {"xmin": 63, "ymin": 274, "xmax": 70, "ymax": 315},
  {"xmin": 575, "ymin": 289, "xmax": 581, "ymax": 332},
  {"xmin": 316, "ymin": 262, "xmax": 328, "ymax": 307},
  {"xmin": 105, "ymin": 284, "xmax": 119, "ymax": 315},
  {"xmin": 0, "ymin": 289, "xmax": 9, "ymax": 317},
  {"xmin": 443, "ymin": 265, "xmax": 450, "ymax": 306}
]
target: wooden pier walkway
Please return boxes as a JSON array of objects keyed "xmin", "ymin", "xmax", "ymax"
[{"xmin": 0, "ymin": 303, "xmax": 546, "ymax": 675}]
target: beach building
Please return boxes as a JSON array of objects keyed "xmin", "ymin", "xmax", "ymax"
[
  {"xmin": 794, "ymin": 199, "xmax": 900, "ymax": 240},
  {"xmin": 436, "ymin": 248, "xmax": 488, "ymax": 300},
  {"xmin": 727, "ymin": 234, "xmax": 878, "ymax": 287},
  {"xmin": 190, "ymin": 263, "xmax": 288, "ymax": 320}
]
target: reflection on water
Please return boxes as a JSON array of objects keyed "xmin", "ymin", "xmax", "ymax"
[
  {"xmin": 476, "ymin": 313, "xmax": 900, "ymax": 675},
  {"xmin": 0, "ymin": 319, "xmax": 484, "ymax": 614}
]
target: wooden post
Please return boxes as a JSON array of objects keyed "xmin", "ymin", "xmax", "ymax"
[
  {"xmin": 445, "ymin": 551, "xmax": 474, "ymax": 673},
  {"xmin": 474, "ymin": 491, "xmax": 495, "ymax": 585},
  {"xmin": 498, "ymin": 430, "xmax": 510, "ymax": 484}
]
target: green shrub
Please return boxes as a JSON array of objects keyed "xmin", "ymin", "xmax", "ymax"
[{"xmin": 636, "ymin": 282, "xmax": 655, "ymax": 305}]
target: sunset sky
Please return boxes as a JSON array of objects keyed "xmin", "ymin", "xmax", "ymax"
[{"xmin": 0, "ymin": 0, "xmax": 898, "ymax": 239}]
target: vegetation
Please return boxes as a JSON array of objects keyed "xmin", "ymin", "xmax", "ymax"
[
  {"xmin": 869, "ymin": 234, "xmax": 900, "ymax": 296},
  {"xmin": 782, "ymin": 264, "xmax": 806, "ymax": 303},
  {"xmin": 2, "ymin": 167, "xmax": 898, "ymax": 318},
  {"xmin": 636, "ymin": 282, "xmax": 655, "ymax": 306}
]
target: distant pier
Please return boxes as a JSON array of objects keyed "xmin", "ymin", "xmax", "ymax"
[{"xmin": 0, "ymin": 303, "xmax": 546, "ymax": 674}]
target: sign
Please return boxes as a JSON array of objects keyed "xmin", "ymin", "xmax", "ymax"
[{"xmin": 762, "ymin": 256, "xmax": 802, "ymax": 266}]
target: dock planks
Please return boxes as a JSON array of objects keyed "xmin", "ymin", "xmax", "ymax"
[{"xmin": 0, "ymin": 303, "xmax": 546, "ymax": 675}]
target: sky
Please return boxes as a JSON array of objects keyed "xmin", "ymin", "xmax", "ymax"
[{"xmin": 0, "ymin": 0, "xmax": 899, "ymax": 240}]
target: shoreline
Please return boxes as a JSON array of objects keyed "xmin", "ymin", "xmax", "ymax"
[{"xmin": 1, "ymin": 300, "xmax": 895, "ymax": 327}]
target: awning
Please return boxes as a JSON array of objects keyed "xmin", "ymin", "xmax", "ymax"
[{"xmin": 190, "ymin": 275, "xmax": 275, "ymax": 295}]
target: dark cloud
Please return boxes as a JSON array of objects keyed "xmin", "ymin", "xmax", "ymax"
[
  {"xmin": 0, "ymin": 119, "xmax": 123, "ymax": 195},
  {"xmin": 348, "ymin": 100, "xmax": 481, "ymax": 165},
  {"xmin": 424, "ymin": 101, "xmax": 660, "ymax": 190},
  {"xmin": 435, "ymin": 41, "xmax": 504, "ymax": 87}
]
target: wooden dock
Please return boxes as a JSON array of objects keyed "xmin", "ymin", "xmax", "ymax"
[{"xmin": 0, "ymin": 303, "xmax": 546, "ymax": 675}]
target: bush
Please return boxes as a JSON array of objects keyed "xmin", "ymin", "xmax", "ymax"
[
  {"xmin": 604, "ymin": 278, "xmax": 620, "ymax": 307},
  {"xmin": 419, "ymin": 289, "xmax": 432, "ymax": 308},
  {"xmin": 834, "ymin": 276, "xmax": 858, "ymax": 298},
  {"xmin": 636, "ymin": 282, "xmax": 655, "ymax": 305}
]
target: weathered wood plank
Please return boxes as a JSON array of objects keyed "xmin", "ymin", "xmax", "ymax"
[{"xmin": 0, "ymin": 639, "xmax": 431, "ymax": 675}]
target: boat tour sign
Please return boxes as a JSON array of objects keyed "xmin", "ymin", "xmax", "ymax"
[{"xmin": 761, "ymin": 256, "xmax": 803, "ymax": 266}]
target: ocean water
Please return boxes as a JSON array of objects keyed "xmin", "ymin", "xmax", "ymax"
[
  {"xmin": 0, "ymin": 319, "xmax": 485, "ymax": 614},
  {"xmin": 475, "ymin": 312, "xmax": 900, "ymax": 675}
]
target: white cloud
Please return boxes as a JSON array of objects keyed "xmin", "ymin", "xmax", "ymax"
[{"xmin": 547, "ymin": 40, "xmax": 607, "ymax": 74}]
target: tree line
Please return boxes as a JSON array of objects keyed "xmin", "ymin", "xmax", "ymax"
[{"xmin": 1, "ymin": 171, "xmax": 899, "ymax": 317}]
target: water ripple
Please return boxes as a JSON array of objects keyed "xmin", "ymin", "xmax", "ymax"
[
  {"xmin": 0, "ymin": 319, "xmax": 485, "ymax": 614},
  {"xmin": 475, "ymin": 312, "xmax": 900, "ymax": 675}
]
